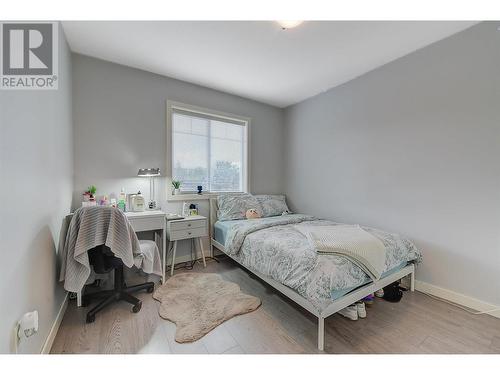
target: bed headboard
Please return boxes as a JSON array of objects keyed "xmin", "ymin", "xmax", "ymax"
[
  {"xmin": 208, "ymin": 193, "xmax": 248, "ymax": 240},
  {"xmin": 209, "ymin": 197, "xmax": 219, "ymax": 240}
]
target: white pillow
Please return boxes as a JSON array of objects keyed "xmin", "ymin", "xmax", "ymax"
[
  {"xmin": 217, "ymin": 193, "xmax": 262, "ymax": 221},
  {"xmin": 254, "ymin": 195, "xmax": 290, "ymax": 217}
]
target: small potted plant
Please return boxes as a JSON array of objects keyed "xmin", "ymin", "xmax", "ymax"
[
  {"xmin": 172, "ymin": 180, "xmax": 181, "ymax": 195},
  {"xmin": 83, "ymin": 185, "xmax": 97, "ymax": 206},
  {"xmin": 87, "ymin": 185, "xmax": 97, "ymax": 199}
]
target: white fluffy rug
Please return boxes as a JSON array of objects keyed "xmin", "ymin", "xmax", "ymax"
[{"xmin": 153, "ymin": 273, "xmax": 261, "ymax": 343}]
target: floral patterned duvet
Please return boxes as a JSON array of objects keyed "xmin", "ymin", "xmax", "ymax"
[{"xmin": 222, "ymin": 214, "xmax": 421, "ymax": 311}]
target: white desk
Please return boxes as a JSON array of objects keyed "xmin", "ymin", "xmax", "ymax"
[
  {"xmin": 75, "ymin": 210, "xmax": 168, "ymax": 307},
  {"xmin": 125, "ymin": 210, "xmax": 167, "ymax": 284}
]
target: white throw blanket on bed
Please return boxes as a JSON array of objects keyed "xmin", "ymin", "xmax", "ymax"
[{"xmin": 297, "ymin": 224, "xmax": 387, "ymax": 280}]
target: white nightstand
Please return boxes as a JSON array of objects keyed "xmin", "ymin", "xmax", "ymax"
[{"xmin": 166, "ymin": 215, "xmax": 208, "ymax": 275}]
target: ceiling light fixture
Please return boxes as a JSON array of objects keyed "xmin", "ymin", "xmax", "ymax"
[{"xmin": 277, "ymin": 20, "xmax": 304, "ymax": 30}]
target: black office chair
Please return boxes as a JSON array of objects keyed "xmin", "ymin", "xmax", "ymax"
[{"xmin": 83, "ymin": 245, "xmax": 155, "ymax": 323}]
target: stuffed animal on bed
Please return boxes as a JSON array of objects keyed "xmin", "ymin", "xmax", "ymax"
[{"xmin": 246, "ymin": 208, "xmax": 261, "ymax": 219}]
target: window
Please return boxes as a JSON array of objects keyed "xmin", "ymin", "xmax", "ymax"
[{"xmin": 168, "ymin": 102, "xmax": 249, "ymax": 193}]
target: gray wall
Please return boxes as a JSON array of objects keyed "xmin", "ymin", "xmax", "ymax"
[
  {"xmin": 0, "ymin": 23, "xmax": 73, "ymax": 353},
  {"xmin": 284, "ymin": 22, "xmax": 500, "ymax": 306},
  {"xmin": 72, "ymin": 54, "xmax": 284, "ymax": 258}
]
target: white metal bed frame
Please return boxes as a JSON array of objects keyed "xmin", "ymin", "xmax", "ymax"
[{"xmin": 208, "ymin": 198, "xmax": 415, "ymax": 351}]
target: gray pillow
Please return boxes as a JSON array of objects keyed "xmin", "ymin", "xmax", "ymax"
[
  {"xmin": 254, "ymin": 195, "xmax": 290, "ymax": 217},
  {"xmin": 217, "ymin": 193, "xmax": 262, "ymax": 221}
]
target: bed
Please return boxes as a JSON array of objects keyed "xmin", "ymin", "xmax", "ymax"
[{"xmin": 209, "ymin": 197, "xmax": 421, "ymax": 351}]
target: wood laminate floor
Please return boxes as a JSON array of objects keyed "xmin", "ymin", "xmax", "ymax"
[{"xmin": 51, "ymin": 257, "xmax": 500, "ymax": 354}]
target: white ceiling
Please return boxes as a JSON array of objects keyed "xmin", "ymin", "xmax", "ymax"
[{"xmin": 62, "ymin": 21, "xmax": 476, "ymax": 108}]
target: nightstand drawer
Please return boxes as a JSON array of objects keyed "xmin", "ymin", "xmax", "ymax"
[
  {"xmin": 169, "ymin": 219, "xmax": 206, "ymax": 231},
  {"xmin": 169, "ymin": 226, "xmax": 207, "ymax": 241}
]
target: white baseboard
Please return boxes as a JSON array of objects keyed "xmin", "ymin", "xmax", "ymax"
[
  {"xmin": 415, "ymin": 280, "xmax": 500, "ymax": 319},
  {"xmin": 41, "ymin": 292, "xmax": 68, "ymax": 354}
]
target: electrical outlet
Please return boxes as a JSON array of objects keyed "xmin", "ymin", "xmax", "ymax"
[
  {"xmin": 13, "ymin": 310, "xmax": 38, "ymax": 353},
  {"xmin": 18, "ymin": 310, "xmax": 39, "ymax": 339}
]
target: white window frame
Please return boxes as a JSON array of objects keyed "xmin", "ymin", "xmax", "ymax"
[{"xmin": 166, "ymin": 100, "xmax": 251, "ymax": 201}]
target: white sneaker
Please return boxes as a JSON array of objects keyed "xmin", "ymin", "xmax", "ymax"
[
  {"xmin": 375, "ymin": 289, "xmax": 384, "ymax": 298},
  {"xmin": 356, "ymin": 301, "xmax": 367, "ymax": 318},
  {"xmin": 338, "ymin": 305, "xmax": 358, "ymax": 320}
]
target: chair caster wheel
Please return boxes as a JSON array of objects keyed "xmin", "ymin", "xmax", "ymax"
[
  {"xmin": 147, "ymin": 286, "xmax": 154, "ymax": 293},
  {"xmin": 86, "ymin": 314, "xmax": 95, "ymax": 323},
  {"xmin": 132, "ymin": 301, "xmax": 142, "ymax": 313}
]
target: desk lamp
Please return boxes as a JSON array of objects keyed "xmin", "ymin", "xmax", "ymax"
[{"xmin": 138, "ymin": 168, "xmax": 160, "ymax": 210}]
